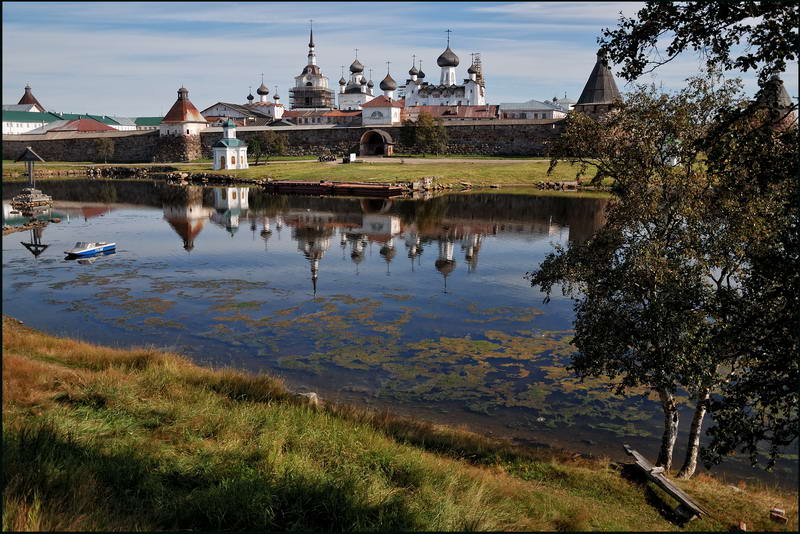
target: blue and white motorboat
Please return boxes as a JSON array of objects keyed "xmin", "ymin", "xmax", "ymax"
[{"xmin": 64, "ymin": 241, "xmax": 116, "ymax": 258}]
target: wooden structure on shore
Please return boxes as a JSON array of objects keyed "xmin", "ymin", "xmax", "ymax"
[
  {"xmin": 624, "ymin": 444, "xmax": 709, "ymax": 521},
  {"xmin": 263, "ymin": 180, "xmax": 404, "ymax": 197}
]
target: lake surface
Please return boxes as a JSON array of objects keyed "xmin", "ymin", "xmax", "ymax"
[{"xmin": 3, "ymin": 179, "xmax": 795, "ymax": 487}]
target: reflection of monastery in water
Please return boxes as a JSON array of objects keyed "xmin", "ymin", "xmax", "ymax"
[{"xmin": 157, "ymin": 186, "xmax": 606, "ymax": 290}]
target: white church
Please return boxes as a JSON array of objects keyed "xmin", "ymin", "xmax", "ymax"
[{"xmin": 403, "ymin": 34, "xmax": 486, "ymax": 107}]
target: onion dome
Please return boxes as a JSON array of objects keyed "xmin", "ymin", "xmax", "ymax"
[
  {"xmin": 367, "ymin": 79, "xmax": 374, "ymax": 88},
  {"xmin": 417, "ymin": 68, "xmax": 426, "ymax": 79},
  {"xmin": 467, "ymin": 63, "xmax": 478, "ymax": 75},
  {"xmin": 349, "ymin": 59, "xmax": 364, "ymax": 73},
  {"xmin": 273, "ymin": 92, "xmax": 280, "ymax": 101},
  {"xmin": 437, "ymin": 46, "xmax": 459, "ymax": 67},
  {"xmin": 360, "ymin": 77, "xmax": 368, "ymax": 86},
  {"xmin": 339, "ymin": 76, "xmax": 347, "ymax": 86},
  {"xmin": 257, "ymin": 82, "xmax": 269, "ymax": 96},
  {"xmin": 380, "ymin": 74, "xmax": 397, "ymax": 91},
  {"xmin": 247, "ymin": 92, "xmax": 254, "ymax": 102},
  {"xmin": 409, "ymin": 64, "xmax": 419, "ymax": 76}
]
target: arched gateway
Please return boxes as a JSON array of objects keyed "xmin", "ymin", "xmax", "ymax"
[{"xmin": 359, "ymin": 129, "xmax": 394, "ymax": 156}]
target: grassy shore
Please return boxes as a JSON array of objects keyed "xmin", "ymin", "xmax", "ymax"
[
  {"xmin": 3, "ymin": 316, "xmax": 796, "ymax": 532},
  {"xmin": 3, "ymin": 158, "xmax": 602, "ymax": 187}
]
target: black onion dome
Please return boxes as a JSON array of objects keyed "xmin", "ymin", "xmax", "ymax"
[
  {"xmin": 367, "ymin": 79, "xmax": 374, "ymax": 88},
  {"xmin": 360, "ymin": 77, "xmax": 368, "ymax": 85},
  {"xmin": 437, "ymin": 46, "xmax": 459, "ymax": 67},
  {"xmin": 247, "ymin": 92, "xmax": 254, "ymax": 101},
  {"xmin": 409, "ymin": 65, "xmax": 419, "ymax": 76},
  {"xmin": 417, "ymin": 69, "xmax": 426, "ymax": 79},
  {"xmin": 350, "ymin": 59, "xmax": 364, "ymax": 73},
  {"xmin": 338, "ymin": 76, "xmax": 346, "ymax": 86},
  {"xmin": 380, "ymin": 74, "xmax": 397, "ymax": 91},
  {"xmin": 257, "ymin": 83, "xmax": 269, "ymax": 96},
  {"xmin": 467, "ymin": 64, "xmax": 478, "ymax": 74}
]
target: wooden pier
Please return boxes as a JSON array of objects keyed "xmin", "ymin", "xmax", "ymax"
[{"xmin": 263, "ymin": 180, "xmax": 405, "ymax": 197}]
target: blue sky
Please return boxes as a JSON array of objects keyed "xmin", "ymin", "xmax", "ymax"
[{"xmin": 3, "ymin": 1, "xmax": 797, "ymax": 117}]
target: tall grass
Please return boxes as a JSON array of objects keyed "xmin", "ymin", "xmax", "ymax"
[{"xmin": 3, "ymin": 317, "xmax": 796, "ymax": 531}]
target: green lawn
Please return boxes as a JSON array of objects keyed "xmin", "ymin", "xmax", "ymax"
[
  {"xmin": 2, "ymin": 158, "xmax": 609, "ymax": 188},
  {"xmin": 3, "ymin": 317, "xmax": 796, "ymax": 532}
]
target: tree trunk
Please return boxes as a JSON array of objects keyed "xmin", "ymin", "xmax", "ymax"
[
  {"xmin": 677, "ymin": 389, "xmax": 710, "ymax": 479},
  {"xmin": 656, "ymin": 388, "xmax": 679, "ymax": 471}
]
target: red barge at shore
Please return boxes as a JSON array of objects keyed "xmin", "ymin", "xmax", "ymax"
[{"xmin": 262, "ymin": 180, "xmax": 405, "ymax": 197}]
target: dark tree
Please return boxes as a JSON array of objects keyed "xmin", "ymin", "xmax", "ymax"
[
  {"xmin": 533, "ymin": 0, "xmax": 798, "ymax": 475},
  {"xmin": 248, "ymin": 130, "xmax": 288, "ymax": 163},
  {"xmin": 599, "ymin": 1, "xmax": 799, "ymax": 85},
  {"xmin": 401, "ymin": 112, "xmax": 448, "ymax": 156},
  {"xmin": 94, "ymin": 137, "xmax": 115, "ymax": 164},
  {"xmin": 247, "ymin": 135, "xmax": 263, "ymax": 165}
]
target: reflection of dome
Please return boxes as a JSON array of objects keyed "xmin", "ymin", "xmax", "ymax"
[
  {"xmin": 435, "ymin": 258, "xmax": 456, "ymax": 276},
  {"xmin": 437, "ymin": 47, "xmax": 459, "ymax": 67},
  {"xmin": 380, "ymin": 244, "xmax": 396, "ymax": 261}
]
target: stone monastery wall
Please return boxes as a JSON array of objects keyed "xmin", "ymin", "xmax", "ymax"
[{"xmin": 2, "ymin": 121, "xmax": 564, "ymax": 162}]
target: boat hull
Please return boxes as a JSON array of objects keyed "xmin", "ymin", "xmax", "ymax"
[{"xmin": 64, "ymin": 244, "xmax": 116, "ymax": 258}]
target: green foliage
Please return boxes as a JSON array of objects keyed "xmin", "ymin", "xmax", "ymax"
[
  {"xmin": 94, "ymin": 138, "xmax": 114, "ymax": 164},
  {"xmin": 600, "ymin": 1, "xmax": 799, "ymax": 85},
  {"xmin": 531, "ymin": 69, "xmax": 798, "ymax": 472},
  {"xmin": 401, "ymin": 111, "xmax": 449, "ymax": 156},
  {"xmin": 248, "ymin": 130, "xmax": 288, "ymax": 164},
  {"xmin": 593, "ymin": 0, "xmax": 799, "ymax": 471},
  {"xmin": 247, "ymin": 135, "xmax": 262, "ymax": 164}
]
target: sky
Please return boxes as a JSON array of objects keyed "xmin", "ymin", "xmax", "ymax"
[{"xmin": 3, "ymin": 1, "xmax": 798, "ymax": 117}]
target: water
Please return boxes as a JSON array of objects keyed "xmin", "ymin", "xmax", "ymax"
[{"xmin": 2, "ymin": 179, "xmax": 795, "ymax": 487}]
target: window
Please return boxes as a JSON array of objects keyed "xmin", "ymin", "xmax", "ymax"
[
  {"xmin": 186, "ymin": 129, "xmax": 190, "ymax": 134},
  {"xmin": 231, "ymin": 155, "xmax": 236, "ymax": 165},
  {"xmin": 232, "ymin": 190, "xmax": 237, "ymax": 199}
]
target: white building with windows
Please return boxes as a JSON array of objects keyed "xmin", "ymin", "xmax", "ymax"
[
  {"xmin": 498, "ymin": 99, "xmax": 566, "ymax": 120},
  {"xmin": 212, "ymin": 119, "xmax": 248, "ymax": 170},
  {"xmin": 361, "ymin": 96, "xmax": 403, "ymax": 126}
]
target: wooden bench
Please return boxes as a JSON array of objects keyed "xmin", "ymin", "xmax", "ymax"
[{"xmin": 623, "ymin": 444, "xmax": 710, "ymax": 521}]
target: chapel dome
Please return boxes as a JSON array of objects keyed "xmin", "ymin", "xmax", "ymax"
[
  {"xmin": 409, "ymin": 65, "xmax": 419, "ymax": 76},
  {"xmin": 437, "ymin": 47, "xmax": 459, "ymax": 67},
  {"xmin": 349, "ymin": 59, "xmax": 364, "ymax": 73},
  {"xmin": 339, "ymin": 76, "xmax": 347, "ymax": 86},
  {"xmin": 380, "ymin": 74, "xmax": 397, "ymax": 91},
  {"xmin": 257, "ymin": 83, "xmax": 269, "ymax": 96}
]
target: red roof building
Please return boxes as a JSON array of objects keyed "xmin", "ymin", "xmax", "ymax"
[
  {"xmin": 17, "ymin": 85, "xmax": 46, "ymax": 112},
  {"xmin": 361, "ymin": 95, "xmax": 404, "ymax": 109},
  {"xmin": 160, "ymin": 87, "xmax": 208, "ymax": 136}
]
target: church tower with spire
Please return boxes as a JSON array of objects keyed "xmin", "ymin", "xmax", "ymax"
[{"xmin": 289, "ymin": 21, "xmax": 335, "ymax": 110}]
